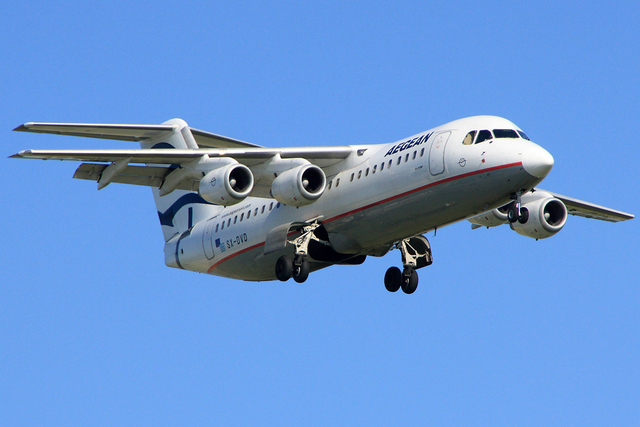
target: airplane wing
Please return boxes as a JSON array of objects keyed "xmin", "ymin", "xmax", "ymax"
[
  {"xmin": 14, "ymin": 122, "xmax": 263, "ymax": 149},
  {"xmin": 11, "ymin": 121, "xmax": 355, "ymax": 194},
  {"xmin": 10, "ymin": 147, "xmax": 353, "ymax": 166},
  {"xmin": 541, "ymin": 190, "xmax": 634, "ymax": 222},
  {"xmin": 10, "ymin": 147, "xmax": 353, "ymax": 194},
  {"xmin": 467, "ymin": 188, "xmax": 633, "ymax": 230}
]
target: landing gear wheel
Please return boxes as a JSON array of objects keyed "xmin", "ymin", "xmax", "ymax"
[
  {"xmin": 384, "ymin": 266, "xmax": 402, "ymax": 292},
  {"xmin": 401, "ymin": 266, "xmax": 418, "ymax": 294},
  {"xmin": 507, "ymin": 205, "xmax": 518, "ymax": 223},
  {"xmin": 293, "ymin": 258, "xmax": 310, "ymax": 283},
  {"xmin": 518, "ymin": 207, "xmax": 529, "ymax": 224},
  {"xmin": 275, "ymin": 255, "xmax": 293, "ymax": 281}
]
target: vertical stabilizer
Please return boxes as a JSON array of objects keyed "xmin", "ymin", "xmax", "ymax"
[{"xmin": 142, "ymin": 118, "xmax": 222, "ymax": 242}]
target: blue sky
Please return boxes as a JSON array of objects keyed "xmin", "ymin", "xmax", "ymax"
[{"xmin": 2, "ymin": 1, "xmax": 639, "ymax": 425}]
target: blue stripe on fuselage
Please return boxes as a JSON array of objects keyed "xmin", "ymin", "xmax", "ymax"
[
  {"xmin": 157, "ymin": 193, "xmax": 216, "ymax": 227},
  {"xmin": 151, "ymin": 141, "xmax": 215, "ymax": 227}
]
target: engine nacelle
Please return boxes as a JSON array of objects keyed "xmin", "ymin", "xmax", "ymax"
[
  {"xmin": 271, "ymin": 164, "xmax": 326, "ymax": 207},
  {"xmin": 510, "ymin": 193, "xmax": 568, "ymax": 239},
  {"xmin": 468, "ymin": 207, "xmax": 509, "ymax": 228},
  {"xmin": 198, "ymin": 163, "xmax": 254, "ymax": 205}
]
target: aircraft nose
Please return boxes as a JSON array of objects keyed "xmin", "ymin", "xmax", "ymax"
[{"xmin": 522, "ymin": 144, "xmax": 554, "ymax": 178}]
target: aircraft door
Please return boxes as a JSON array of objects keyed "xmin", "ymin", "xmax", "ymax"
[
  {"xmin": 429, "ymin": 131, "xmax": 451, "ymax": 175},
  {"xmin": 202, "ymin": 221, "xmax": 215, "ymax": 260}
]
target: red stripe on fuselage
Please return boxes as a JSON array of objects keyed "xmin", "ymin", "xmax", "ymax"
[
  {"xmin": 207, "ymin": 161, "xmax": 523, "ymax": 274},
  {"xmin": 324, "ymin": 162, "xmax": 522, "ymax": 223}
]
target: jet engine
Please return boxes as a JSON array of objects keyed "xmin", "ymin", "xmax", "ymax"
[
  {"xmin": 510, "ymin": 192, "xmax": 568, "ymax": 239},
  {"xmin": 468, "ymin": 206, "xmax": 509, "ymax": 228},
  {"xmin": 198, "ymin": 163, "xmax": 254, "ymax": 205},
  {"xmin": 271, "ymin": 164, "xmax": 326, "ymax": 207}
]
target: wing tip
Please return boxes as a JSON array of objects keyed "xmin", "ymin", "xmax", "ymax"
[
  {"xmin": 9, "ymin": 150, "xmax": 33, "ymax": 158},
  {"xmin": 13, "ymin": 124, "xmax": 31, "ymax": 132},
  {"xmin": 9, "ymin": 150, "xmax": 33, "ymax": 159}
]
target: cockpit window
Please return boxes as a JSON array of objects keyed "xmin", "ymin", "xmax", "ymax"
[
  {"xmin": 517, "ymin": 130, "xmax": 530, "ymax": 140},
  {"xmin": 462, "ymin": 130, "xmax": 477, "ymax": 145},
  {"xmin": 475, "ymin": 130, "xmax": 493, "ymax": 144},
  {"xmin": 493, "ymin": 129, "xmax": 519, "ymax": 139}
]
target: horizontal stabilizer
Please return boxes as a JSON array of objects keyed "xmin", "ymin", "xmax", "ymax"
[
  {"xmin": 14, "ymin": 123, "xmax": 174, "ymax": 141},
  {"xmin": 14, "ymin": 121, "xmax": 263, "ymax": 149}
]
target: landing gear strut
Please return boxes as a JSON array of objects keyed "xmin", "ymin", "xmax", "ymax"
[
  {"xmin": 274, "ymin": 221, "xmax": 328, "ymax": 283},
  {"xmin": 384, "ymin": 235, "xmax": 432, "ymax": 294},
  {"xmin": 507, "ymin": 191, "xmax": 529, "ymax": 224}
]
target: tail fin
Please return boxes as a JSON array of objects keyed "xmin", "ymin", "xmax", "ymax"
[{"xmin": 141, "ymin": 118, "xmax": 222, "ymax": 242}]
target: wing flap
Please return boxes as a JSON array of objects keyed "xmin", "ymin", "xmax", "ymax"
[{"xmin": 73, "ymin": 163, "xmax": 199, "ymax": 191}]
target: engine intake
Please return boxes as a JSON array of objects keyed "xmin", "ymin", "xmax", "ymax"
[
  {"xmin": 510, "ymin": 192, "xmax": 568, "ymax": 239},
  {"xmin": 271, "ymin": 164, "xmax": 326, "ymax": 207},
  {"xmin": 199, "ymin": 163, "xmax": 254, "ymax": 205}
]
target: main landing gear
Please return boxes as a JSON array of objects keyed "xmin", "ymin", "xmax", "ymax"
[
  {"xmin": 275, "ymin": 221, "xmax": 328, "ymax": 283},
  {"xmin": 384, "ymin": 235, "xmax": 433, "ymax": 294}
]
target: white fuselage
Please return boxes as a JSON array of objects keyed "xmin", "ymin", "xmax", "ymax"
[{"xmin": 167, "ymin": 116, "xmax": 549, "ymax": 281}]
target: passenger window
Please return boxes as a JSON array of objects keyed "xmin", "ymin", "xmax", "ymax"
[
  {"xmin": 261, "ymin": 205, "xmax": 265, "ymax": 214},
  {"xmin": 365, "ymin": 168, "xmax": 369, "ymax": 177},
  {"xmin": 336, "ymin": 178, "xmax": 340, "ymax": 187},
  {"xmin": 372, "ymin": 165, "xmax": 377, "ymax": 174},
  {"xmin": 517, "ymin": 130, "xmax": 530, "ymax": 140},
  {"xmin": 388, "ymin": 159, "xmax": 392, "ymax": 168},
  {"xmin": 381, "ymin": 162, "xmax": 384, "ymax": 171},
  {"xmin": 405, "ymin": 153, "xmax": 409, "ymax": 162},
  {"xmin": 227, "ymin": 219, "xmax": 231, "ymax": 227},
  {"xmin": 462, "ymin": 130, "xmax": 477, "ymax": 145},
  {"xmin": 234, "ymin": 216, "xmax": 237, "ymax": 224},
  {"xmin": 247, "ymin": 210, "xmax": 251, "ymax": 219},
  {"xmin": 397, "ymin": 156, "xmax": 401, "ymax": 165},
  {"xmin": 328, "ymin": 180, "xmax": 332, "ymax": 190},
  {"xmin": 276, "ymin": 202, "xmax": 281, "ymax": 208},
  {"xmin": 357, "ymin": 170, "xmax": 362, "ymax": 179},
  {"xmin": 269, "ymin": 202, "xmax": 273, "ymax": 211},
  {"xmin": 475, "ymin": 130, "xmax": 493, "ymax": 144},
  {"xmin": 215, "ymin": 224, "xmax": 219, "ymax": 232},
  {"xmin": 420, "ymin": 148, "xmax": 425, "ymax": 157},
  {"xmin": 240, "ymin": 213, "xmax": 244, "ymax": 221},
  {"xmin": 221, "ymin": 221, "xmax": 225, "ymax": 230},
  {"xmin": 350, "ymin": 173, "xmax": 354, "ymax": 182},
  {"xmin": 412, "ymin": 151, "xmax": 416, "ymax": 160},
  {"xmin": 493, "ymin": 129, "xmax": 519, "ymax": 139}
]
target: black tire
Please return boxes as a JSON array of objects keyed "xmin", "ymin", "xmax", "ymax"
[
  {"xmin": 275, "ymin": 255, "xmax": 293, "ymax": 281},
  {"xmin": 518, "ymin": 207, "xmax": 529, "ymax": 224},
  {"xmin": 507, "ymin": 205, "xmax": 518, "ymax": 223},
  {"xmin": 401, "ymin": 267, "xmax": 418, "ymax": 294},
  {"xmin": 293, "ymin": 258, "xmax": 310, "ymax": 283},
  {"xmin": 384, "ymin": 266, "xmax": 402, "ymax": 292}
]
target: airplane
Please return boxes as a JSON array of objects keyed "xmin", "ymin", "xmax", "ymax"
[{"xmin": 10, "ymin": 115, "xmax": 634, "ymax": 294}]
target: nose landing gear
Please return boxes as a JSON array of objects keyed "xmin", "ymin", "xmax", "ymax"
[
  {"xmin": 384, "ymin": 235, "xmax": 432, "ymax": 294},
  {"xmin": 507, "ymin": 190, "xmax": 530, "ymax": 224}
]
